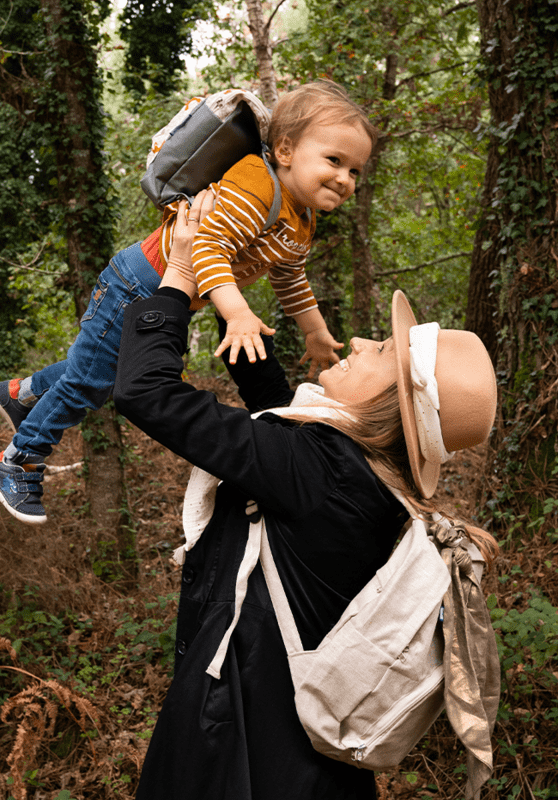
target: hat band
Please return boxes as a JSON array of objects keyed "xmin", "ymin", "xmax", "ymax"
[{"xmin": 409, "ymin": 323, "xmax": 454, "ymax": 465}]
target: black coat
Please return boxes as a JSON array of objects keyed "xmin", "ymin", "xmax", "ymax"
[{"xmin": 114, "ymin": 292, "xmax": 407, "ymax": 800}]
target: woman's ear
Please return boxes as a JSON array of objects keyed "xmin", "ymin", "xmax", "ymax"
[{"xmin": 274, "ymin": 137, "xmax": 294, "ymax": 167}]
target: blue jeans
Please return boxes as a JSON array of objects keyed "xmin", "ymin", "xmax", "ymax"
[{"xmin": 13, "ymin": 243, "xmax": 165, "ymax": 458}]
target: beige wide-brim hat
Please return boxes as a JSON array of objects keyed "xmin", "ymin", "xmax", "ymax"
[{"xmin": 392, "ymin": 290, "xmax": 498, "ymax": 499}]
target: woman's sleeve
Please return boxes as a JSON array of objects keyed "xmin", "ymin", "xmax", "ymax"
[
  {"xmin": 216, "ymin": 314, "xmax": 294, "ymax": 412},
  {"xmin": 114, "ymin": 295, "xmax": 341, "ymax": 515}
]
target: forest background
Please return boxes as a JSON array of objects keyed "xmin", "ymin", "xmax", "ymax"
[{"xmin": 0, "ymin": 0, "xmax": 557, "ymax": 797}]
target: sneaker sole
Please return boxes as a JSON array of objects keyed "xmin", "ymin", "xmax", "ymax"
[{"xmin": 0, "ymin": 491, "xmax": 47, "ymax": 525}]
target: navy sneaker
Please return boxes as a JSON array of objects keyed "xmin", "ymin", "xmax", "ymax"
[
  {"xmin": 0, "ymin": 379, "xmax": 31, "ymax": 433},
  {"xmin": 0, "ymin": 451, "xmax": 47, "ymax": 525}
]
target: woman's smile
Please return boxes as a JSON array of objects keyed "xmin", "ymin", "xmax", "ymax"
[{"xmin": 320, "ymin": 338, "xmax": 397, "ymax": 403}]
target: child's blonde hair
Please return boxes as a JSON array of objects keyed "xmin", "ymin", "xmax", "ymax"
[{"xmin": 267, "ymin": 80, "xmax": 378, "ymax": 163}]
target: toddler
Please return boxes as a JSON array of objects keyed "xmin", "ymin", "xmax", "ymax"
[{"xmin": 0, "ymin": 80, "xmax": 376, "ymax": 524}]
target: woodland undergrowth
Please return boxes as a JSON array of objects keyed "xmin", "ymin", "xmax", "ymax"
[{"xmin": 0, "ymin": 376, "xmax": 557, "ymax": 800}]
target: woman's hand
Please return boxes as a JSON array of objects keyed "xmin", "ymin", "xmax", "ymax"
[{"xmin": 159, "ymin": 191, "xmax": 214, "ymax": 296}]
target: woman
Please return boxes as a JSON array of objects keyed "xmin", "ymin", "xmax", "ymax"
[{"xmin": 113, "ymin": 192, "xmax": 498, "ymax": 800}]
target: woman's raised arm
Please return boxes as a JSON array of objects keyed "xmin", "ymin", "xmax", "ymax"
[{"xmin": 159, "ymin": 192, "xmax": 214, "ymax": 296}]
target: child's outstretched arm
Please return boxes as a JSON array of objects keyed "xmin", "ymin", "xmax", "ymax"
[
  {"xmin": 295, "ymin": 308, "xmax": 344, "ymax": 379},
  {"xmin": 211, "ymin": 285, "xmax": 276, "ymax": 364},
  {"xmin": 161, "ymin": 196, "xmax": 274, "ymax": 366}
]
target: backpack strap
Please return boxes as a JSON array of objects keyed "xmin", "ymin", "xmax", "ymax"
[
  {"xmin": 259, "ymin": 517, "xmax": 304, "ymax": 655},
  {"xmin": 261, "ymin": 147, "xmax": 282, "ymax": 231},
  {"xmin": 206, "ymin": 512, "xmax": 264, "ymax": 679},
  {"xmin": 260, "ymin": 146, "xmax": 312, "ymax": 230},
  {"xmin": 205, "ymin": 512, "xmax": 303, "ymax": 679}
]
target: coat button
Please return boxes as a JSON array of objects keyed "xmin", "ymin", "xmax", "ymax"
[
  {"xmin": 141, "ymin": 311, "xmax": 161, "ymax": 323},
  {"xmin": 137, "ymin": 310, "xmax": 165, "ymax": 330},
  {"xmin": 182, "ymin": 567, "xmax": 195, "ymax": 584},
  {"xmin": 176, "ymin": 639, "xmax": 187, "ymax": 655}
]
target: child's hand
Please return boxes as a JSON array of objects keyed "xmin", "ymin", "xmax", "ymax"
[
  {"xmin": 214, "ymin": 309, "xmax": 276, "ymax": 364},
  {"xmin": 300, "ymin": 329, "xmax": 344, "ymax": 379}
]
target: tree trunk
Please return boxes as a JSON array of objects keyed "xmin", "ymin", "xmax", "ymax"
[
  {"xmin": 465, "ymin": 140, "xmax": 500, "ymax": 361},
  {"xmin": 473, "ymin": 0, "xmax": 558, "ymax": 522},
  {"xmin": 314, "ymin": 258, "xmax": 345, "ymax": 347},
  {"xmin": 351, "ymin": 52, "xmax": 398, "ymax": 338},
  {"xmin": 41, "ymin": 0, "xmax": 135, "ymax": 581},
  {"xmin": 306, "ymin": 236, "xmax": 345, "ymax": 345},
  {"xmin": 351, "ymin": 156, "xmax": 378, "ymax": 338},
  {"xmin": 41, "ymin": 0, "xmax": 105, "ymax": 316},
  {"xmin": 245, "ymin": 0, "xmax": 278, "ymax": 108},
  {"xmin": 82, "ymin": 404, "xmax": 136, "ymax": 588}
]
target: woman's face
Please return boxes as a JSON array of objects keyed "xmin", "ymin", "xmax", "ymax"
[{"xmin": 319, "ymin": 337, "xmax": 397, "ymax": 404}]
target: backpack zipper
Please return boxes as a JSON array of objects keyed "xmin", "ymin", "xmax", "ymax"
[
  {"xmin": 361, "ymin": 667, "xmax": 444, "ymax": 748},
  {"xmin": 398, "ymin": 645, "xmax": 410, "ymax": 663},
  {"xmin": 351, "ymin": 744, "xmax": 365, "ymax": 762}
]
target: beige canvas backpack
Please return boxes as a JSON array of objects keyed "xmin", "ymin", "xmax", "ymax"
[
  {"xmin": 202, "ymin": 493, "xmax": 499, "ymax": 799},
  {"xmin": 259, "ymin": 507, "xmax": 450, "ymax": 769}
]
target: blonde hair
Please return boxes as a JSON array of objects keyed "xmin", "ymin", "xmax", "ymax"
[
  {"xmin": 285, "ymin": 383, "xmax": 499, "ymax": 566},
  {"xmin": 267, "ymin": 80, "xmax": 378, "ymax": 165}
]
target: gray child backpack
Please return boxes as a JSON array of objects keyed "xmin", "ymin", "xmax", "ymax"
[{"xmin": 140, "ymin": 88, "xmax": 282, "ymax": 230}]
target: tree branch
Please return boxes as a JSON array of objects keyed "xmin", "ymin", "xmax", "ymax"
[
  {"xmin": 265, "ymin": 0, "xmax": 289, "ymax": 34},
  {"xmin": 0, "ymin": 46, "xmax": 38, "ymax": 56},
  {"xmin": 442, "ymin": 1, "xmax": 476, "ymax": 17},
  {"xmin": 398, "ymin": 60, "xmax": 471, "ymax": 85},
  {"xmin": 0, "ymin": 263, "xmax": 66, "ymax": 275},
  {"xmin": 375, "ymin": 251, "xmax": 472, "ymax": 276},
  {"xmin": 443, "ymin": 130, "xmax": 486, "ymax": 160},
  {"xmin": 0, "ymin": 238, "xmax": 66, "ymax": 275},
  {"xmin": 384, "ymin": 120, "xmax": 478, "ymax": 139},
  {"xmin": 381, "ymin": 123, "xmax": 447, "ymax": 139},
  {"xmin": 0, "ymin": 0, "xmax": 14, "ymax": 35},
  {"xmin": 307, "ymin": 236, "xmax": 343, "ymax": 265},
  {"xmin": 271, "ymin": 36, "xmax": 290, "ymax": 50}
]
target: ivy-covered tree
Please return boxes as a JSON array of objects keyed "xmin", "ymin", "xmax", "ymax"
[
  {"xmin": 0, "ymin": 105, "xmax": 55, "ymax": 374},
  {"xmin": 0, "ymin": 0, "xmax": 63, "ymax": 374},
  {"xmin": 119, "ymin": 0, "xmax": 198, "ymax": 98},
  {"xmin": 0, "ymin": 0, "xmax": 114, "ymax": 325},
  {"xmin": 467, "ymin": 0, "xmax": 558, "ymax": 522},
  {"xmin": 0, "ymin": 0, "xmax": 134, "ymax": 583}
]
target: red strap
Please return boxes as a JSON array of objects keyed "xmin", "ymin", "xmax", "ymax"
[{"xmin": 8, "ymin": 378, "xmax": 20, "ymax": 400}]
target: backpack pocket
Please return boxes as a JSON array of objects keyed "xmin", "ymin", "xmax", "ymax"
[
  {"xmin": 292, "ymin": 613, "xmax": 445, "ymax": 769},
  {"xmin": 295, "ymin": 623, "xmax": 392, "ymax": 726}
]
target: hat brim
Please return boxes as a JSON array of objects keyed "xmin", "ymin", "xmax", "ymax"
[{"xmin": 391, "ymin": 290, "xmax": 440, "ymax": 499}]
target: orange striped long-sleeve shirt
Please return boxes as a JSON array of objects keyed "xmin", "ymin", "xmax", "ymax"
[{"xmin": 141, "ymin": 155, "xmax": 318, "ymax": 317}]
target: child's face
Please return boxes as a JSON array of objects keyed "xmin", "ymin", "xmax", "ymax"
[{"xmin": 274, "ymin": 120, "xmax": 372, "ymax": 212}]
